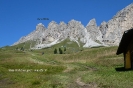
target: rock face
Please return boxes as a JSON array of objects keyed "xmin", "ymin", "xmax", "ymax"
[
  {"xmin": 86, "ymin": 19, "xmax": 103, "ymax": 43},
  {"xmin": 83, "ymin": 28, "xmax": 103, "ymax": 47},
  {"xmin": 43, "ymin": 21, "xmax": 59, "ymax": 42},
  {"xmin": 67, "ymin": 20, "xmax": 86, "ymax": 42},
  {"xmin": 13, "ymin": 3, "xmax": 133, "ymax": 48},
  {"xmin": 13, "ymin": 19, "xmax": 103, "ymax": 49},
  {"xmin": 13, "ymin": 23, "xmax": 46, "ymax": 45},
  {"xmin": 100, "ymin": 3, "xmax": 133, "ymax": 45}
]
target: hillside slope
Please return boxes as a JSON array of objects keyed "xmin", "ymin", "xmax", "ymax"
[{"xmin": 1, "ymin": 46, "xmax": 133, "ymax": 88}]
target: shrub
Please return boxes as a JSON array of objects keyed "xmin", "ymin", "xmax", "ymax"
[
  {"xmin": 16, "ymin": 47, "xmax": 18, "ymax": 50},
  {"xmin": 32, "ymin": 80, "xmax": 40, "ymax": 85},
  {"xmin": 20, "ymin": 47, "xmax": 24, "ymax": 51},
  {"xmin": 64, "ymin": 47, "xmax": 66, "ymax": 51}
]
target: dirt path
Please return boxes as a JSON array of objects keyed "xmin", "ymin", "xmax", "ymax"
[
  {"xmin": 76, "ymin": 77, "xmax": 98, "ymax": 88},
  {"xmin": 63, "ymin": 65, "xmax": 74, "ymax": 72},
  {"xmin": 27, "ymin": 52, "xmax": 44, "ymax": 64},
  {"xmin": 28, "ymin": 57, "xmax": 44, "ymax": 65},
  {"xmin": 31, "ymin": 54, "xmax": 35, "ymax": 56}
]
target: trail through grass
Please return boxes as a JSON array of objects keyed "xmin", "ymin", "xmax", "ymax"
[{"xmin": 1, "ymin": 46, "xmax": 131, "ymax": 88}]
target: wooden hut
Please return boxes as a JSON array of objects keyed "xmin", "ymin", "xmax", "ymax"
[{"xmin": 116, "ymin": 28, "xmax": 133, "ymax": 69}]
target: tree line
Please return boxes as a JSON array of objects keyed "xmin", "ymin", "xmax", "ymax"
[{"xmin": 54, "ymin": 47, "xmax": 66, "ymax": 54}]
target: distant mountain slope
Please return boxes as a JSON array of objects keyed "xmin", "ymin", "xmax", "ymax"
[{"xmin": 13, "ymin": 3, "xmax": 133, "ymax": 49}]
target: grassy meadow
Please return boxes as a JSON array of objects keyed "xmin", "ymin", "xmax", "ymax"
[{"xmin": 0, "ymin": 40, "xmax": 132, "ymax": 88}]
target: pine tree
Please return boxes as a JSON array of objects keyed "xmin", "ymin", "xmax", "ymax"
[
  {"xmin": 59, "ymin": 48, "xmax": 63, "ymax": 54},
  {"xmin": 54, "ymin": 48, "xmax": 57, "ymax": 54}
]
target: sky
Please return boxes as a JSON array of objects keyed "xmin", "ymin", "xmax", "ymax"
[{"xmin": 0, "ymin": 0, "xmax": 133, "ymax": 47}]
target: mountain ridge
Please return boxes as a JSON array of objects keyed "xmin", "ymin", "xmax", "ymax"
[{"xmin": 13, "ymin": 3, "xmax": 133, "ymax": 49}]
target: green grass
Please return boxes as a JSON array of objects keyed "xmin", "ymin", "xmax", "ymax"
[
  {"xmin": 4, "ymin": 39, "xmax": 84, "ymax": 54},
  {"xmin": 2, "ymin": 40, "xmax": 36, "ymax": 51},
  {"xmin": 0, "ymin": 45, "xmax": 132, "ymax": 88}
]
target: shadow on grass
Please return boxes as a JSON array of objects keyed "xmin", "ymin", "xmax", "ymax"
[{"xmin": 115, "ymin": 67, "xmax": 132, "ymax": 71}]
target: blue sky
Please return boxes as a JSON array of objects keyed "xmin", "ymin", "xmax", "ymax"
[{"xmin": 0, "ymin": 0, "xmax": 133, "ymax": 47}]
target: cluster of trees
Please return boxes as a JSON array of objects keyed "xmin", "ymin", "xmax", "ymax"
[
  {"xmin": 16, "ymin": 47, "xmax": 24, "ymax": 51},
  {"xmin": 54, "ymin": 47, "xmax": 66, "ymax": 54}
]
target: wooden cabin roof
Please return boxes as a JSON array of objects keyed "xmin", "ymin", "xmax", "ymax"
[{"xmin": 116, "ymin": 28, "xmax": 133, "ymax": 55}]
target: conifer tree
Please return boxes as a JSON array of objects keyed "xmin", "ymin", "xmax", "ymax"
[
  {"xmin": 59, "ymin": 48, "xmax": 63, "ymax": 54},
  {"xmin": 54, "ymin": 48, "xmax": 57, "ymax": 54}
]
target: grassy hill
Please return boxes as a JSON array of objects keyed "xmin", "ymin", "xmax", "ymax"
[
  {"xmin": 1, "ymin": 42, "xmax": 132, "ymax": 88},
  {"xmin": 5, "ymin": 39, "xmax": 84, "ymax": 54}
]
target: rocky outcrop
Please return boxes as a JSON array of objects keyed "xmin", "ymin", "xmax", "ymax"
[
  {"xmin": 67, "ymin": 19, "xmax": 86, "ymax": 41},
  {"xmin": 13, "ymin": 23, "xmax": 46, "ymax": 45},
  {"xmin": 83, "ymin": 28, "xmax": 103, "ymax": 47},
  {"xmin": 43, "ymin": 21, "xmax": 59, "ymax": 42},
  {"xmin": 58, "ymin": 21, "xmax": 68, "ymax": 39},
  {"xmin": 86, "ymin": 19, "xmax": 103, "ymax": 43},
  {"xmin": 99, "ymin": 21, "xmax": 107, "ymax": 35}
]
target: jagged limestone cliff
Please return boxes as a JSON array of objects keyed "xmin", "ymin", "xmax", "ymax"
[{"xmin": 13, "ymin": 3, "xmax": 133, "ymax": 48}]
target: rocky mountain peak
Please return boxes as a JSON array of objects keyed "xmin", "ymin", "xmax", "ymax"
[
  {"xmin": 36, "ymin": 23, "xmax": 46, "ymax": 31},
  {"xmin": 99, "ymin": 21, "xmax": 107, "ymax": 35},
  {"xmin": 37, "ymin": 23, "xmax": 44, "ymax": 26},
  {"xmin": 59, "ymin": 21, "xmax": 67, "ymax": 31},
  {"xmin": 67, "ymin": 21, "xmax": 86, "ymax": 46},
  {"xmin": 48, "ymin": 21, "xmax": 57, "ymax": 25},
  {"xmin": 86, "ymin": 19, "xmax": 102, "ymax": 41},
  {"xmin": 114, "ymin": 3, "xmax": 133, "ymax": 18},
  {"xmin": 47, "ymin": 21, "xmax": 58, "ymax": 30},
  {"xmin": 86, "ymin": 18, "xmax": 97, "ymax": 27},
  {"xmin": 101, "ymin": 2, "xmax": 133, "ymax": 45},
  {"xmin": 68, "ymin": 19, "xmax": 82, "ymax": 25},
  {"xmin": 59, "ymin": 21, "xmax": 66, "ymax": 25}
]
